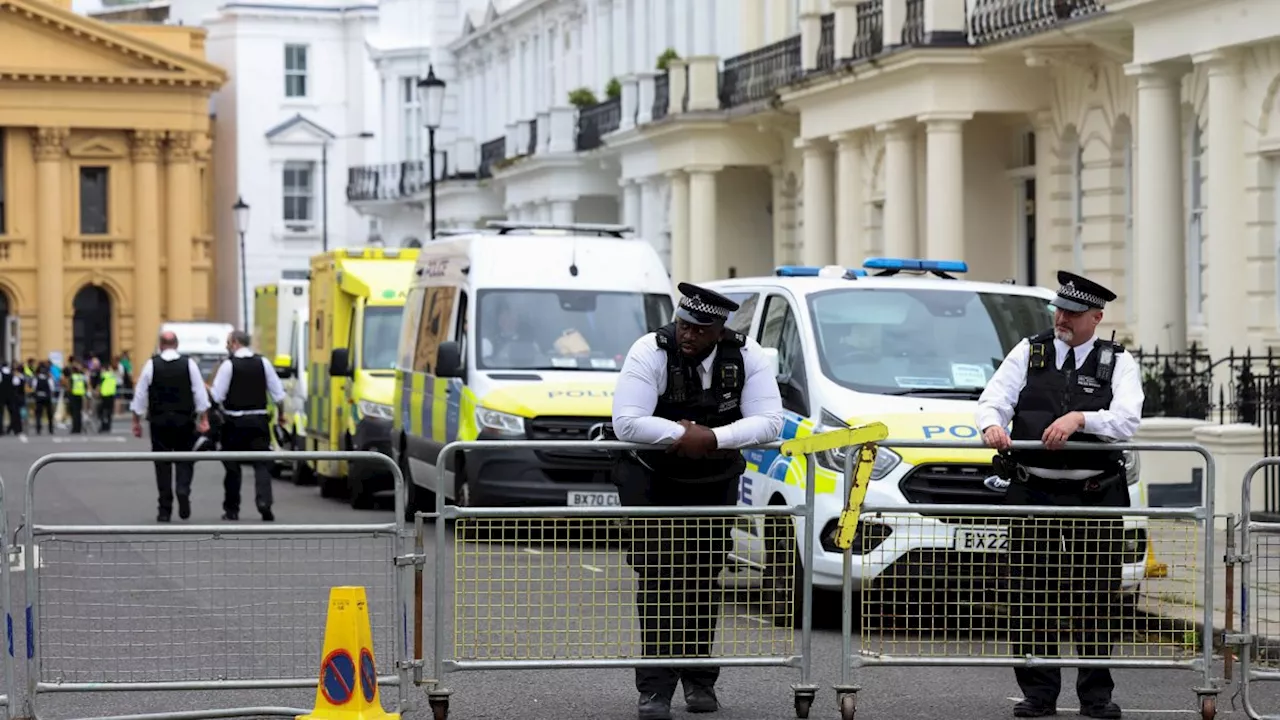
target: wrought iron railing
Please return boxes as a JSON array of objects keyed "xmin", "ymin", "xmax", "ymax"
[
  {"xmin": 346, "ymin": 161, "xmax": 423, "ymax": 202},
  {"xmin": 816, "ymin": 13, "xmax": 835, "ymax": 72},
  {"xmin": 852, "ymin": 0, "xmax": 884, "ymax": 60},
  {"xmin": 968, "ymin": 0, "xmax": 1104, "ymax": 45},
  {"xmin": 576, "ymin": 96, "xmax": 622, "ymax": 151},
  {"xmin": 719, "ymin": 34, "xmax": 802, "ymax": 109},
  {"xmin": 902, "ymin": 0, "xmax": 925, "ymax": 45},
  {"xmin": 652, "ymin": 72, "xmax": 670, "ymax": 121},
  {"xmin": 478, "ymin": 137, "xmax": 505, "ymax": 179}
]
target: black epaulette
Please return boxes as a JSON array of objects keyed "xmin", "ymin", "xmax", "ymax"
[
  {"xmin": 721, "ymin": 330, "xmax": 747, "ymax": 348},
  {"xmin": 654, "ymin": 327, "xmax": 674, "ymax": 350}
]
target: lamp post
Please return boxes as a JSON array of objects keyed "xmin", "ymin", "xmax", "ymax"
[
  {"xmin": 417, "ymin": 65, "xmax": 446, "ymax": 240},
  {"xmin": 321, "ymin": 131, "xmax": 375, "ymax": 252},
  {"xmin": 233, "ymin": 196, "xmax": 250, "ymax": 330}
]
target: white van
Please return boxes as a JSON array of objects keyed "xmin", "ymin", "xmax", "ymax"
[
  {"xmin": 702, "ymin": 259, "xmax": 1153, "ymax": 614},
  {"xmin": 391, "ymin": 222, "xmax": 676, "ymax": 515},
  {"xmin": 158, "ymin": 321, "xmax": 235, "ymax": 382}
]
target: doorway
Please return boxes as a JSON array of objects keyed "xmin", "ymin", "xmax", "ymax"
[
  {"xmin": 72, "ymin": 285, "xmax": 112, "ymax": 362},
  {"xmin": 0, "ymin": 290, "xmax": 13, "ymax": 365}
]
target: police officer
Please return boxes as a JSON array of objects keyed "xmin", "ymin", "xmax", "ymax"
[
  {"xmin": 97, "ymin": 365, "xmax": 118, "ymax": 433},
  {"xmin": 0, "ymin": 362, "xmax": 15, "ymax": 434},
  {"xmin": 209, "ymin": 330, "xmax": 285, "ymax": 521},
  {"xmin": 66, "ymin": 362, "xmax": 87, "ymax": 434},
  {"xmin": 131, "ymin": 331, "xmax": 212, "ymax": 522},
  {"xmin": 976, "ymin": 271, "xmax": 1143, "ymax": 720},
  {"xmin": 612, "ymin": 283, "xmax": 784, "ymax": 720},
  {"xmin": 30, "ymin": 363, "xmax": 55, "ymax": 435}
]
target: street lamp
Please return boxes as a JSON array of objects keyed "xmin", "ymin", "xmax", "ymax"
[
  {"xmin": 417, "ymin": 65, "xmax": 446, "ymax": 240},
  {"xmin": 321, "ymin": 131, "xmax": 375, "ymax": 252},
  {"xmin": 233, "ymin": 196, "xmax": 250, "ymax": 330}
]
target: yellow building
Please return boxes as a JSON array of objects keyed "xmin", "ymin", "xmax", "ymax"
[{"xmin": 0, "ymin": 0, "xmax": 226, "ymax": 365}]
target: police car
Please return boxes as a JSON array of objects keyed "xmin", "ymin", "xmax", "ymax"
[{"xmin": 703, "ymin": 258, "xmax": 1150, "ymax": 618}]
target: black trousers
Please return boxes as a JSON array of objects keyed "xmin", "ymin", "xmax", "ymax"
[
  {"xmin": 32, "ymin": 399, "xmax": 52, "ymax": 434},
  {"xmin": 6, "ymin": 398, "xmax": 21, "ymax": 434},
  {"xmin": 68, "ymin": 396, "xmax": 83, "ymax": 434},
  {"xmin": 151, "ymin": 420, "xmax": 196, "ymax": 514},
  {"xmin": 1005, "ymin": 470, "xmax": 1129, "ymax": 707},
  {"xmin": 614, "ymin": 455, "xmax": 740, "ymax": 699},
  {"xmin": 98, "ymin": 395, "xmax": 115, "ymax": 431},
  {"xmin": 220, "ymin": 414, "xmax": 273, "ymax": 513}
]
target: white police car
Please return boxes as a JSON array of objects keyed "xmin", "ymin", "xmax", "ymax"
[{"xmin": 704, "ymin": 258, "xmax": 1150, "ymax": 619}]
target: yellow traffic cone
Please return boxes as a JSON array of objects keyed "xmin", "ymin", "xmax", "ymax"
[
  {"xmin": 297, "ymin": 587, "xmax": 399, "ymax": 720},
  {"xmin": 1145, "ymin": 540, "xmax": 1168, "ymax": 579}
]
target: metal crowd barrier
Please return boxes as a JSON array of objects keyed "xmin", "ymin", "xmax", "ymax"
[
  {"xmin": 419, "ymin": 438, "xmax": 826, "ymax": 720},
  {"xmin": 20, "ymin": 450, "xmax": 415, "ymax": 720},
  {"xmin": 836, "ymin": 439, "xmax": 1221, "ymax": 720},
  {"xmin": 0, "ymin": 471, "xmax": 15, "ymax": 718},
  {"xmin": 1233, "ymin": 457, "xmax": 1280, "ymax": 720}
]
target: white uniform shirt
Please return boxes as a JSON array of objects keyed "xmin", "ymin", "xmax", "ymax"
[
  {"xmin": 612, "ymin": 333, "xmax": 785, "ymax": 450},
  {"xmin": 975, "ymin": 334, "xmax": 1144, "ymax": 479},
  {"xmin": 129, "ymin": 350, "xmax": 212, "ymax": 418},
  {"xmin": 210, "ymin": 347, "xmax": 287, "ymax": 416}
]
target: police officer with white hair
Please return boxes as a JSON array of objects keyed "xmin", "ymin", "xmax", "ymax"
[
  {"xmin": 612, "ymin": 282, "xmax": 784, "ymax": 720},
  {"xmin": 976, "ymin": 271, "xmax": 1144, "ymax": 719}
]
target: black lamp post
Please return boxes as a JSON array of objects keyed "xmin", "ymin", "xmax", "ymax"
[
  {"xmin": 417, "ymin": 65, "xmax": 446, "ymax": 240},
  {"xmin": 233, "ymin": 196, "xmax": 250, "ymax": 330}
]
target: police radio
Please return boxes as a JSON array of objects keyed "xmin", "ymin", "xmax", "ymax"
[{"xmin": 1096, "ymin": 330, "xmax": 1117, "ymax": 383}]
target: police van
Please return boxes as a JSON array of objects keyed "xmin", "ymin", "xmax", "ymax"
[
  {"xmin": 392, "ymin": 222, "xmax": 676, "ymax": 516},
  {"xmin": 701, "ymin": 258, "xmax": 1151, "ymax": 616}
]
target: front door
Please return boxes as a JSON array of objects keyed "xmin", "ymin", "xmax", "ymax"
[{"xmin": 72, "ymin": 285, "xmax": 112, "ymax": 362}]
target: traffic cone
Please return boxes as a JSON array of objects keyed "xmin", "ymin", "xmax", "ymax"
[
  {"xmin": 1144, "ymin": 539, "xmax": 1168, "ymax": 579},
  {"xmin": 297, "ymin": 587, "xmax": 399, "ymax": 720}
]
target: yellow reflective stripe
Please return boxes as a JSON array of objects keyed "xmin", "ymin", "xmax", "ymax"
[{"xmin": 431, "ymin": 377, "xmax": 448, "ymax": 443}]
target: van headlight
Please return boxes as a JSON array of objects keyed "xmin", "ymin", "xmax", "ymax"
[
  {"xmin": 1124, "ymin": 450, "xmax": 1140, "ymax": 485},
  {"xmin": 476, "ymin": 407, "xmax": 525, "ymax": 437},
  {"xmin": 357, "ymin": 400, "xmax": 394, "ymax": 421},
  {"xmin": 816, "ymin": 444, "xmax": 902, "ymax": 482}
]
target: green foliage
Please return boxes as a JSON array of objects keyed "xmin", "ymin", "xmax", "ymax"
[
  {"xmin": 655, "ymin": 48, "xmax": 680, "ymax": 71},
  {"xmin": 567, "ymin": 87, "xmax": 598, "ymax": 108},
  {"xmin": 605, "ymin": 77, "xmax": 621, "ymax": 99}
]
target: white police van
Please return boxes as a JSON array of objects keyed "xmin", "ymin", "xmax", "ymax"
[{"xmin": 703, "ymin": 258, "xmax": 1150, "ymax": 619}]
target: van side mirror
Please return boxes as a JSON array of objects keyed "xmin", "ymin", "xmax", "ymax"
[
  {"xmin": 436, "ymin": 341, "xmax": 464, "ymax": 379},
  {"xmin": 329, "ymin": 348, "xmax": 353, "ymax": 378},
  {"xmin": 273, "ymin": 354, "xmax": 294, "ymax": 380}
]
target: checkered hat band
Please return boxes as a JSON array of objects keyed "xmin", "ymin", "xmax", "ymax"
[
  {"xmin": 1058, "ymin": 283, "xmax": 1105, "ymax": 307},
  {"xmin": 679, "ymin": 296, "xmax": 730, "ymax": 319}
]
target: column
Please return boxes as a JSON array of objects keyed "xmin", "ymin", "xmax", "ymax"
[
  {"xmin": 799, "ymin": 138, "xmax": 835, "ymax": 266},
  {"xmin": 622, "ymin": 179, "xmax": 642, "ymax": 234},
  {"xmin": 550, "ymin": 199, "xmax": 575, "ymax": 225},
  {"xmin": 766, "ymin": 0, "xmax": 789, "ymax": 43},
  {"xmin": 831, "ymin": 131, "xmax": 864, "ymax": 267},
  {"xmin": 668, "ymin": 170, "xmax": 690, "ymax": 284},
  {"xmin": 1125, "ymin": 63, "xmax": 1187, "ymax": 350},
  {"xmin": 1198, "ymin": 50, "xmax": 1247, "ymax": 357},
  {"xmin": 642, "ymin": 177, "xmax": 669, "ymax": 266},
  {"xmin": 770, "ymin": 163, "xmax": 789, "ymax": 265},
  {"xmin": 692, "ymin": 0, "xmax": 715, "ymax": 56},
  {"xmin": 878, "ymin": 120, "xmax": 918, "ymax": 257},
  {"xmin": 921, "ymin": 112, "xmax": 969, "ymax": 261},
  {"xmin": 33, "ymin": 127, "xmax": 68, "ymax": 358},
  {"xmin": 166, "ymin": 132, "xmax": 194, "ymax": 322},
  {"xmin": 688, "ymin": 165, "xmax": 720, "ymax": 281},
  {"xmin": 742, "ymin": 0, "xmax": 764, "ymax": 51},
  {"xmin": 1032, "ymin": 110, "xmax": 1054, "ymax": 288},
  {"xmin": 611, "ymin": 0, "xmax": 626, "ymax": 81},
  {"xmin": 131, "ymin": 131, "xmax": 164, "ymax": 351}
]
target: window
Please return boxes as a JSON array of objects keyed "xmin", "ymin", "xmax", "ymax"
[
  {"xmin": 284, "ymin": 44, "xmax": 308, "ymax": 98},
  {"xmin": 282, "ymin": 161, "xmax": 315, "ymax": 229},
  {"xmin": 1188, "ymin": 120, "xmax": 1205, "ymax": 326},
  {"xmin": 401, "ymin": 76, "xmax": 422, "ymax": 163},
  {"xmin": 0, "ymin": 129, "xmax": 6, "ymax": 234},
  {"xmin": 397, "ymin": 287, "xmax": 424, "ymax": 371},
  {"xmin": 758, "ymin": 295, "xmax": 803, "ymax": 378},
  {"xmin": 361, "ymin": 305, "xmax": 403, "ymax": 371},
  {"xmin": 78, "ymin": 166, "xmax": 109, "ymax": 235},
  {"xmin": 413, "ymin": 286, "xmax": 458, "ymax": 373},
  {"xmin": 807, "ymin": 287, "xmax": 1053, "ymax": 396},
  {"xmin": 475, "ymin": 289, "xmax": 672, "ymax": 370},
  {"xmin": 1072, "ymin": 139, "xmax": 1084, "ymax": 273},
  {"xmin": 721, "ymin": 293, "xmax": 759, "ymax": 335}
]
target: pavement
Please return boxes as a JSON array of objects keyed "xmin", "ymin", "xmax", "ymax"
[{"xmin": 0, "ymin": 429, "xmax": 1277, "ymax": 719}]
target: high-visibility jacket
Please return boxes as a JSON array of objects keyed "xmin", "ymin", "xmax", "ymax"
[
  {"xmin": 100, "ymin": 372, "xmax": 117, "ymax": 397},
  {"xmin": 70, "ymin": 373, "xmax": 87, "ymax": 396}
]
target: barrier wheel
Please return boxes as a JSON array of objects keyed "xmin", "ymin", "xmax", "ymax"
[
  {"xmin": 793, "ymin": 693, "xmax": 813, "ymax": 719},
  {"xmin": 1200, "ymin": 695, "xmax": 1215, "ymax": 720},
  {"xmin": 839, "ymin": 693, "xmax": 857, "ymax": 720},
  {"xmin": 429, "ymin": 697, "xmax": 449, "ymax": 720}
]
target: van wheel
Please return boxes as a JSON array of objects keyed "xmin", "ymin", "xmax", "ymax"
[
  {"xmin": 399, "ymin": 437, "xmax": 435, "ymax": 522},
  {"xmin": 292, "ymin": 436, "xmax": 317, "ymax": 486}
]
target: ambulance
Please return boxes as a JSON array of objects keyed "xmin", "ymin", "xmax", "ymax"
[
  {"xmin": 391, "ymin": 222, "xmax": 675, "ymax": 517},
  {"xmin": 702, "ymin": 258, "xmax": 1152, "ymax": 617},
  {"xmin": 252, "ymin": 272, "xmax": 310, "ymax": 478},
  {"xmin": 302, "ymin": 247, "xmax": 418, "ymax": 507}
]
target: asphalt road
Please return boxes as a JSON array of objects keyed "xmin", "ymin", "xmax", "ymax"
[{"xmin": 0, "ymin": 429, "xmax": 1274, "ymax": 720}]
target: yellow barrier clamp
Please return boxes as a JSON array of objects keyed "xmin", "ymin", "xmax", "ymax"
[
  {"xmin": 833, "ymin": 442, "xmax": 879, "ymax": 551},
  {"xmin": 778, "ymin": 422, "xmax": 889, "ymax": 457}
]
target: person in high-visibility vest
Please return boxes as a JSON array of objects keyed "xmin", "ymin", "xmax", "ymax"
[
  {"xmin": 97, "ymin": 367, "xmax": 117, "ymax": 433},
  {"xmin": 67, "ymin": 364, "xmax": 87, "ymax": 434}
]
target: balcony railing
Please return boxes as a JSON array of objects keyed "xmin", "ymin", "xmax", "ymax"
[
  {"xmin": 902, "ymin": 0, "xmax": 925, "ymax": 45},
  {"xmin": 719, "ymin": 34, "xmax": 802, "ymax": 109},
  {"xmin": 816, "ymin": 13, "xmax": 835, "ymax": 71},
  {"xmin": 969, "ymin": 0, "xmax": 1104, "ymax": 45},
  {"xmin": 346, "ymin": 161, "xmax": 426, "ymax": 202},
  {"xmin": 478, "ymin": 137, "xmax": 505, "ymax": 179},
  {"xmin": 852, "ymin": 0, "xmax": 884, "ymax": 60},
  {"xmin": 653, "ymin": 72, "xmax": 670, "ymax": 121},
  {"xmin": 576, "ymin": 96, "xmax": 622, "ymax": 152}
]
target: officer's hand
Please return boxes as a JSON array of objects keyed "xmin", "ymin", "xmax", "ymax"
[
  {"xmin": 982, "ymin": 425, "xmax": 1011, "ymax": 451},
  {"xmin": 1042, "ymin": 412, "xmax": 1085, "ymax": 450},
  {"xmin": 131, "ymin": 419, "xmax": 142, "ymax": 439},
  {"xmin": 670, "ymin": 421, "xmax": 717, "ymax": 458}
]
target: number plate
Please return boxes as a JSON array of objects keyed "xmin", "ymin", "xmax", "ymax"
[
  {"xmin": 568, "ymin": 491, "xmax": 620, "ymax": 507},
  {"xmin": 954, "ymin": 528, "xmax": 1009, "ymax": 552}
]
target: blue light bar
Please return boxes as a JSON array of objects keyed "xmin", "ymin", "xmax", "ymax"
[
  {"xmin": 862, "ymin": 257, "xmax": 969, "ymax": 273},
  {"xmin": 774, "ymin": 265, "xmax": 866, "ymax": 278}
]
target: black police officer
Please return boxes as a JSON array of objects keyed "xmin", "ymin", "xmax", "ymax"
[
  {"xmin": 977, "ymin": 271, "xmax": 1144, "ymax": 719},
  {"xmin": 611, "ymin": 282, "xmax": 784, "ymax": 720}
]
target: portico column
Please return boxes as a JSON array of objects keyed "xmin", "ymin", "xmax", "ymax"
[
  {"xmin": 798, "ymin": 138, "xmax": 835, "ymax": 266},
  {"xmin": 766, "ymin": 0, "xmax": 789, "ymax": 43},
  {"xmin": 33, "ymin": 127, "xmax": 68, "ymax": 357},
  {"xmin": 878, "ymin": 120, "xmax": 918, "ymax": 257},
  {"xmin": 550, "ymin": 199, "xmax": 575, "ymax": 225},
  {"xmin": 1198, "ymin": 50, "xmax": 1248, "ymax": 357},
  {"xmin": 688, "ymin": 165, "xmax": 721, "ymax": 281},
  {"xmin": 130, "ymin": 131, "xmax": 164, "ymax": 351},
  {"xmin": 667, "ymin": 170, "xmax": 690, "ymax": 284},
  {"xmin": 831, "ymin": 131, "xmax": 864, "ymax": 267},
  {"xmin": 622, "ymin": 179, "xmax": 642, "ymax": 235},
  {"xmin": 921, "ymin": 112, "xmax": 969, "ymax": 261},
  {"xmin": 741, "ymin": 0, "xmax": 764, "ymax": 50},
  {"xmin": 1126, "ymin": 63, "xmax": 1187, "ymax": 350},
  {"xmin": 165, "ymin": 132, "xmax": 194, "ymax": 322}
]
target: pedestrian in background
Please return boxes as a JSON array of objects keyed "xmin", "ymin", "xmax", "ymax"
[
  {"xmin": 66, "ymin": 361, "xmax": 87, "ymax": 435},
  {"xmin": 0, "ymin": 362, "xmax": 16, "ymax": 435},
  {"xmin": 131, "ymin": 331, "xmax": 212, "ymax": 522},
  {"xmin": 97, "ymin": 364, "xmax": 118, "ymax": 433},
  {"xmin": 210, "ymin": 330, "xmax": 285, "ymax": 522},
  {"xmin": 30, "ymin": 362, "xmax": 54, "ymax": 435}
]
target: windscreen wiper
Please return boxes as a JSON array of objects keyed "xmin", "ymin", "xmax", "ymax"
[{"xmin": 885, "ymin": 388, "xmax": 983, "ymax": 398}]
